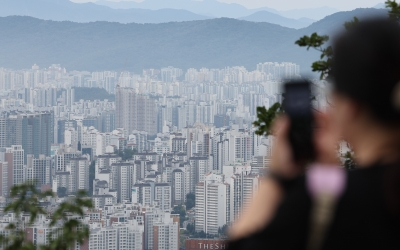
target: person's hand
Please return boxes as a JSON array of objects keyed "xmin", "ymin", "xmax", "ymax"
[
  {"xmin": 270, "ymin": 115, "xmax": 301, "ymax": 178},
  {"xmin": 270, "ymin": 112, "xmax": 340, "ymax": 178}
]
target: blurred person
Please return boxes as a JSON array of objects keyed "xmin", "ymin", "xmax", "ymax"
[{"xmin": 228, "ymin": 18, "xmax": 400, "ymax": 250}]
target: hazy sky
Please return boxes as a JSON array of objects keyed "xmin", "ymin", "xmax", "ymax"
[
  {"xmin": 73, "ymin": 0, "xmax": 384, "ymax": 11},
  {"xmin": 219, "ymin": 0, "xmax": 382, "ymax": 10}
]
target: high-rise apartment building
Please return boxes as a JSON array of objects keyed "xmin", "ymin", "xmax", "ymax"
[
  {"xmin": 17, "ymin": 112, "xmax": 53, "ymax": 163},
  {"xmin": 5, "ymin": 145, "xmax": 24, "ymax": 186},
  {"xmin": 0, "ymin": 111, "xmax": 53, "ymax": 163},
  {"xmin": 66, "ymin": 157, "xmax": 90, "ymax": 193},
  {"xmin": 115, "ymin": 87, "xmax": 157, "ymax": 135},
  {"xmin": 55, "ymin": 145, "xmax": 81, "ymax": 172},
  {"xmin": 0, "ymin": 162, "xmax": 8, "ymax": 196},
  {"xmin": 171, "ymin": 169, "xmax": 185, "ymax": 205},
  {"xmin": 250, "ymin": 156, "xmax": 270, "ymax": 175},
  {"xmin": 0, "ymin": 118, "xmax": 6, "ymax": 148},
  {"xmin": 88, "ymin": 222, "xmax": 143, "ymax": 250},
  {"xmin": 26, "ymin": 154, "xmax": 52, "ymax": 190},
  {"xmin": 224, "ymin": 165, "xmax": 260, "ymax": 222},
  {"xmin": 144, "ymin": 209, "xmax": 179, "ymax": 250},
  {"xmin": 111, "ymin": 162, "xmax": 137, "ymax": 202},
  {"xmin": 153, "ymin": 214, "xmax": 180, "ymax": 250},
  {"xmin": 160, "ymin": 66, "xmax": 182, "ymax": 83},
  {"xmin": 195, "ymin": 173, "xmax": 229, "ymax": 235},
  {"xmin": 0, "ymin": 115, "xmax": 16, "ymax": 149},
  {"xmin": 154, "ymin": 183, "xmax": 171, "ymax": 211},
  {"xmin": 242, "ymin": 174, "xmax": 260, "ymax": 211},
  {"xmin": 101, "ymin": 111, "xmax": 115, "ymax": 133},
  {"xmin": 134, "ymin": 182, "xmax": 171, "ymax": 211},
  {"xmin": 211, "ymin": 130, "xmax": 253, "ymax": 172},
  {"xmin": 57, "ymin": 120, "xmax": 77, "ymax": 144},
  {"xmin": 95, "ymin": 153, "xmax": 121, "ymax": 175},
  {"xmin": 189, "ymin": 157, "xmax": 211, "ymax": 185}
]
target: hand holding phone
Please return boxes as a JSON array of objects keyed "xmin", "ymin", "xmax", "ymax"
[{"xmin": 283, "ymin": 80, "xmax": 316, "ymax": 167}]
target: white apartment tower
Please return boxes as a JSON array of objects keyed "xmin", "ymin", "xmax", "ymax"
[
  {"xmin": 144, "ymin": 209, "xmax": 179, "ymax": 250},
  {"xmin": 134, "ymin": 182, "xmax": 171, "ymax": 211},
  {"xmin": 88, "ymin": 222, "xmax": 143, "ymax": 250},
  {"xmin": 154, "ymin": 183, "xmax": 171, "ymax": 211},
  {"xmin": 153, "ymin": 214, "xmax": 180, "ymax": 250},
  {"xmin": 55, "ymin": 145, "xmax": 80, "ymax": 172},
  {"xmin": 171, "ymin": 169, "xmax": 185, "ymax": 205},
  {"xmin": 0, "ymin": 162, "xmax": 8, "ymax": 196},
  {"xmin": 195, "ymin": 173, "xmax": 229, "ymax": 235},
  {"xmin": 66, "ymin": 157, "xmax": 90, "ymax": 193},
  {"xmin": 26, "ymin": 154, "xmax": 51, "ymax": 189},
  {"xmin": 226, "ymin": 169, "xmax": 260, "ymax": 222},
  {"xmin": 111, "ymin": 162, "xmax": 137, "ymax": 202},
  {"xmin": 6, "ymin": 145, "xmax": 24, "ymax": 186},
  {"xmin": 95, "ymin": 154, "xmax": 121, "ymax": 177},
  {"xmin": 189, "ymin": 157, "xmax": 211, "ymax": 186}
]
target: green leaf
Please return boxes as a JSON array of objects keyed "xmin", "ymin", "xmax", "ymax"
[
  {"xmin": 253, "ymin": 103, "xmax": 282, "ymax": 137},
  {"xmin": 295, "ymin": 33, "xmax": 329, "ymax": 51},
  {"xmin": 1, "ymin": 182, "xmax": 92, "ymax": 250},
  {"xmin": 344, "ymin": 17, "xmax": 359, "ymax": 31},
  {"xmin": 386, "ymin": 0, "xmax": 400, "ymax": 21}
]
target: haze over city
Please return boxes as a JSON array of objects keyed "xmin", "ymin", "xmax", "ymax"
[{"xmin": 0, "ymin": 0, "xmax": 398, "ymax": 250}]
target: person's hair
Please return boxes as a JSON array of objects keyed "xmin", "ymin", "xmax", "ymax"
[
  {"xmin": 332, "ymin": 18, "xmax": 400, "ymax": 125},
  {"xmin": 332, "ymin": 18, "xmax": 400, "ymax": 218}
]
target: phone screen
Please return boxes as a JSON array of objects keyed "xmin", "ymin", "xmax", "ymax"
[
  {"xmin": 284, "ymin": 81, "xmax": 315, "ymax": 166},
  {"xmin": 285, "ymin": 83, "xmax": 312, "ymax": 118}
]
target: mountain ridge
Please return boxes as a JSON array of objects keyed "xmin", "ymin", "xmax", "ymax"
[
  {"xmin": 240, "ymin": 11, "xmax": 315, "ymax": 29},
  {"xmin": 0, "ymin": 8, "xmax": 388, "ymax": 75},
  {"xmin": 0, "ymin": 0, "xmax": 211, "ymax": 23},
  {"xmin": 94, "ymin": 0, "xmax": 339, "ymax": 20}
]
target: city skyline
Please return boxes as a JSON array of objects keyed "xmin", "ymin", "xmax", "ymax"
[
  {"xmin": 0, "ymin": 0, "xmax": 391, "ymax": 248},
  {"xmin": 0, "ymin": 57, "xmax": 329, "ymax": 249}
]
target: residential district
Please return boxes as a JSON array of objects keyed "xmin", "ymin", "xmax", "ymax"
[{"xmin": 0, "ymin": 62, "xmax": 330, "ymax": 250}]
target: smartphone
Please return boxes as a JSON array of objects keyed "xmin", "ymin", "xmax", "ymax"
[{"xmin": 283, "ymin": 80, "xmax": 315, "ymax": 166}]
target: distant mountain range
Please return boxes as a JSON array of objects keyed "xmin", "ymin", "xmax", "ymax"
[
  {"xmin": 240, "ymin": 11, "xmax": 315, "ymax": 29},
  {"xmin": 0, "ymin": 8, "xmax": 387, "ymax": 75},
  {"xmin": 94, "ymin": 0, "xmax": 279, "ymax": 18},
  {"xmin": 94, "ymin": 0, "xmax": 339, "ymax": 20},
  {"xmin": 0, "ymin": 0, "xmax": 337, "ymax": 29},
  {"xmin": 373, "ymin": 3, "xmax": 386, "ymax": 9},
  {"xmin": 0, "ymin": 0, "xmax": 211, "ymax": 23}
]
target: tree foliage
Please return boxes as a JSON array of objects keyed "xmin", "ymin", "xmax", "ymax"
[
  {"xmin": 186, "ymin": 223, "xmax": 195, "ymax": 235},
  {"xmin": 117, "ymin": 148, "xmax": 136, "ymax": 161},
  {"xmin": 5, "ymin": 181, "xmax": 53, "ymax": 224},
  {"xmin": 295, "ymin": 1, "xmax": 399, "ymax": 80},
  {"xmin": 218, "ymin": 224, "xmax": 228, "ymax": 237},
  {"xmin": 189, "ymin": 230, "xmax": 217, "ymax": 239},
  {"xmin": 387, "ymin": 0, "xmax": 400, "ymax": 21},
  {"xmin": 343, "ymin": 16, "xmax": 360, "ymax": 30},
  {"xmin": 0, "ymin": 181, "xmax": 93, "ymax": 250},
  {"xmin": 295, "ymin": 16, "xmax": 360, "ymax": 81},
  {"xmin": 291, "ymin": 1, "xmax": 400, "ymax": 171},
  {"xmin": 42, "ymin": 190, "xmax": 93, "ymax": 250},
  {"xmin": 172, "ymin": 205, "xmax": 187, "ymax": 227},
  {"xmin": 253, "ymin": 103, "xmax": 282, "ymax": 137},
  {"xmin": 185, "ymin": 193, "xmax": 195, "ymax": 210},
  {"xmin": 0, "ymin": 181, "xmax": 52, "ymax": 250},
  {"xmin": 295, "ymin": 33, "xmax": 332, "ymax": 80},
  {"xmin": 57, "ymin": 187, "xmax": 67, "ymax": 198}
]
